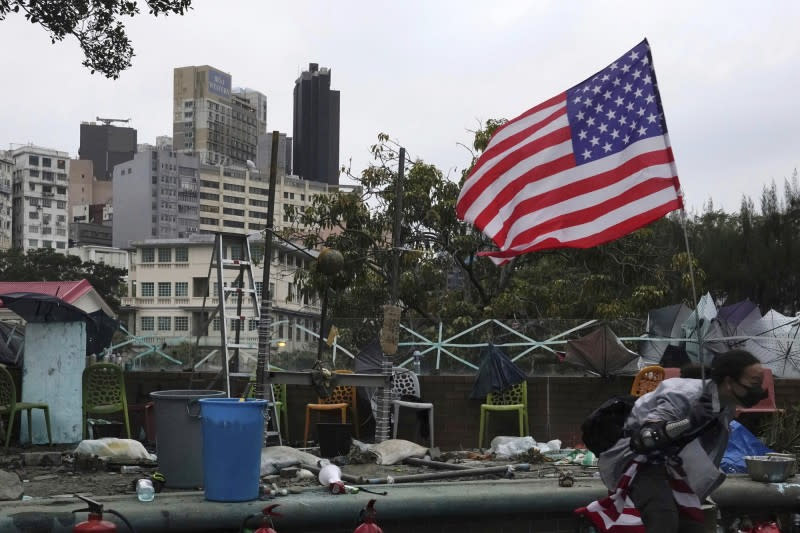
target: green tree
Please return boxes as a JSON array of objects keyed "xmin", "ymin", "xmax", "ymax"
[
  {"xmin": 0, "ymin": 0, "xmax": 192, "ymax": 78},
  {"xmin": 0, "ymin": 248, "xmax": 127, "ymax": 310}
]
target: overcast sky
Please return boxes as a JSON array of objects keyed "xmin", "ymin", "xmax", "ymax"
[{"xmin": 1, "ymin": 0, "xmax": 798, "ymax": 213}]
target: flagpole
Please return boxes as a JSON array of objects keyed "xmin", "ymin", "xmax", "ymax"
[{"xmin": 679, "ymin": 204, "xmax": 704, "ymax": 382}]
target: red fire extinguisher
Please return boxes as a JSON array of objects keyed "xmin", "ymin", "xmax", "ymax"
[
  {"xmin": 73, "ymin": 494, "xmax": 136, "ymax": 533},
  {"xmin": 354, "ymin": 499, "xmax": 383, "ymax": 533},
  {"xmin": 239, "ymin": 504, "xmax": 282, "ymax": 533}
]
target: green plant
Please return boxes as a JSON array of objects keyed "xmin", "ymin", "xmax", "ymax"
[{"xmin": 758, "ymin": 405, "xmax": 800, "ymax": 452}]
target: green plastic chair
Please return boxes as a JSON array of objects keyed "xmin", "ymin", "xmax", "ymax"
[
  {"xmin": 478, "ymin": 380, "xmax": 530, "ymax": 448},
  {"xmin": 82, "ymin": 363, "xmax": 131, "ymax": 439},
  {"xmin": 0, "ymin": 364, "xmax": 52, "ymax": 450},
  {"xmin": 246, "ymin": 381, "xmax": 289, "ymax": 441}
]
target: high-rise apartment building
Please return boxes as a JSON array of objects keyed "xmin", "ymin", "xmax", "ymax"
[
  {"xmin": 233, "ymin": 87, "xmax": 267, "ymax": 134},
  {"xmin": 78, "ymin": 121, "xmax": 137, "ymax": 180},
  {"xmin": 0, "ymin": 154, "xmax": 12, "ymax": 250},
  {"xmin": 112, "ymin": 146, "xmax": 200, "ymax": 248},
  {"xmin": 197, "ymin": 165, "xmax": 331, "ymax": 236},
  {"xmin": 173, "ymin": 65, "xmax": 267, "ymax": 167},
  {"xmin": 256, "ymin": 132, "xmax": 292, "ymax": 176},
  {"xmin": 8, "ymin": 145, "xmax": 70, "ymax": 253},
  {"xmin": 293, "ymin": 63, "xmax": 340, "ymax": 185}
]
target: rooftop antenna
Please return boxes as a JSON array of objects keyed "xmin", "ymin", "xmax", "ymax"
[{"xmin": 96, "ymin": 117, "xmax": 131, "ymax": 126}]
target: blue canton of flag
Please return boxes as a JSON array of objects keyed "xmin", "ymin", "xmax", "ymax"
[{"xmin": 566, "ymin": 40, "xmax": 668, "ymax": 165}]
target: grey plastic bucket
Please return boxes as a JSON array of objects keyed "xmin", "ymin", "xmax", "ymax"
[{"xmin": 150, "ymin": 389, "xmax": 226, "ymax": 488}]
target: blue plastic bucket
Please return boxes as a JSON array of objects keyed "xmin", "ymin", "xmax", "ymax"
[{"xmin": 198, "ymin": 398, "xmax": 268, "ymax": 502}]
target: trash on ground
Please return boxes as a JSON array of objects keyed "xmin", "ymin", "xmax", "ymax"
[
  {"xmin": 260, "ymin": 446, "xmax": 320, "ymax": 476},
  {"xmin": 489, "ymin": 436, "xmax": 562, "ymax": 458},
  {"xmin": 348, "ymin": 439, "xmax": 428, "ymax": 465},
  {"xmin": 74, "ymin": 438, "xmax": 156, "ymax": 462}
]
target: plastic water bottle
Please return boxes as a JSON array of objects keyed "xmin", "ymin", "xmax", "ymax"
[
  {"xmin": 136, "ymin": 478, "xmax": 155, "ymax": 502},
  {"xmin": 412, "ymin": 350, "xmax": 422, "ymax": 375}
]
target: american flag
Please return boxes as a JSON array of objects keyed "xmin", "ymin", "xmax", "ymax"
[
  {"xmin": 575, "ymin": 458, "xmax": 704, "ymax": 533},
  {"xmin": 457, "ymin": 39, "xmax": 682, "ymax": 264}
]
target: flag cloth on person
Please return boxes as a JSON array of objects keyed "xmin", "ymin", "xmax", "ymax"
[
  {"xmin": 456, "ymin": 39, "xmax": 682, "ymax": 264},
  {"xmin": 574, "ymin": 458, "xmax": 704, "ymax": 533}
]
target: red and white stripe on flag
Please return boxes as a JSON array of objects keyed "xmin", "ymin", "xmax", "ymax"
[
  {"xmin": 574, "ymin": 459, "xmax": 704, "ymax": 533},
  {"xmin": 456, "ymin": 39, "xmax": 683, "ymax": 265}
]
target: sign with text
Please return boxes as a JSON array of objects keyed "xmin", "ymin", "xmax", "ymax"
[{"xmin": 207, "ymin": 68, "xmax": 231, "ymax": 98}]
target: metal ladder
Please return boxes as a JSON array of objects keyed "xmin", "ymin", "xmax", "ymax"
[{"xmin": 201, "ymin": 232, "xmax": 282, "ymax": 445}]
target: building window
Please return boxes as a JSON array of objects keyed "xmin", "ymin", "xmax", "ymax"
[
  {"xmin": 175, "ymin": 282, "xmax": 188, "ymax": 297},
  {"xmin": 28, "ymin": 211, "xmax": 39, "ymax": 219},
  {"xmin": 141, "ymin": 248, "xmax": 155, "ymax": 262},
  {"xmin": 57, "ymin": 160, "xmax": 65, "ymax": 170},
  {"xmin": 230, "ymin": 245, "xmax": 242, "ymax": 260},
  {"xmin": 223, "ymin": 207, "xmax": 244, "ymax": 216},
  {"xmin": 175, "ymin": 247, "xmax": 188, "ymax": 262},
  {"xmin": 158, "ymin": 248, "xmax": 171, "ymax": 262},
  {"xmin": 42, "ymin": 240, "xmax": 52, "ymax": 248},
  {"xmin": 28, "ymin": 155, "xmax": 39, "ymax": 166},
  {"xmin": 223, "ymin": 220, "xmax": 244, "ymax": 228},
  {"xmin": 41, "ymin": 157, "xmax": 51, "ymax": 167},
  {"xmin": 212, "ymin": 318, "xmax": 221, "ymax": 331},
  {"xmin": 175, "ymin": 316, "xmax": 189, "ymax": 331},
  {"xmin": 56, "ymin": 200, "xmax": 66, "ymax": 209},
  {"xmin": 158, "ymin": 317, "xmax": 171, "ymax": 331},
  {"xmin": 28, "ymin": 239, "xmax": 38, "ymax": 247},
  {"xmin": 248, "ymin": 318, "xmax": 259, "ymax": 331},
  {"xmin": 141, "ymin": 282, "xmax": 155, "ymax": 297},
  {"xmin": 141, "ymin": 317, "xmax": 154, "ymax": 331},
  {"xmin": 56, "ymin": 241, "xmax": 66, "ymax": 249},
  {"xmin": 158, "ymin": 282, "xmax": 171, "ymax": 297}
]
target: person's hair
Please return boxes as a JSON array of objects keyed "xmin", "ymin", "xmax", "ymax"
[
  {"xmin": 710, "ymin": 349, "xmax": 760, "ymax": 384},
  {"xmin": 679, "ymin": 363, "xmax": 711, "ymax": 379}
]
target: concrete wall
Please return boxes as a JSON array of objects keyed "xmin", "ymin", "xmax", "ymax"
[
  {"xmin": 6, "ymin": 369, "xmax": 796, "ymax": 448},
  {"xmin": 119, "ymin": 373, "xmax": 800, "ymax": 449},
  {"xmin": 21, "ymin": 322, "xmax": 86, "ymax": 443}
]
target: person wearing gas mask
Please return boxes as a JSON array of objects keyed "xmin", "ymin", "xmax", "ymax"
[{"xmin": 595, "ymin": 349, "xmax": 766, "ymax": 533}]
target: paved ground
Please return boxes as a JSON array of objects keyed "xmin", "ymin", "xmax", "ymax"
[{"xmin": 0, "ymin": 442, "xmax": 596, "ymax": 501}]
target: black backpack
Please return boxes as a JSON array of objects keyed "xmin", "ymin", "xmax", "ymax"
[{"xmin": 581, "ymin": 395, "xmax": 637, "ymax": 456}]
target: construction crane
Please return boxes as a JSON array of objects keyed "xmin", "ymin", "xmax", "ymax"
[{"xmin": 96, "ymin": 117, "xmax": 131, "ymax": 126}]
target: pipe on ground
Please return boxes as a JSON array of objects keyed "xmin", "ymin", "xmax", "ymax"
[{"xmin": 361, "ymin": 463, "xmax": 531, "ymax": 484}]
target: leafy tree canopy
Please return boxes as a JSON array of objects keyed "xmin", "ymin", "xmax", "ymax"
[{"xmin": 0, "ymin": 0, "xmax": 192, "ymax": 78}]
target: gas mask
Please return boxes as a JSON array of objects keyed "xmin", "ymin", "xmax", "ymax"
[{"xmin": 734, "ymin": 382, "xmax": 768, "ymax": 408}]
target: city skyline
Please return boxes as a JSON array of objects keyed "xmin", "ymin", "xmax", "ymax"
[{"xmin": 1, "ymin": 2, "xmax": 800, "ymax": 213}]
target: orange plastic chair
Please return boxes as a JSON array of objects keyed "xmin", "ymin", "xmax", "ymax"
[
  {"xmin": 630, "ymin": 365, "xmax": 665, "ymax": 397},
  {"xmin": 303, "ymin": 370, "xmax": 359, "ymax": 447}
]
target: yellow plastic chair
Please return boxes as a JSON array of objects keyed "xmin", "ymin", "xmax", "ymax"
[
  {"xmin": 630, "ymin": 365, "xmax": 665, "ymax": 397},
  {"xmin": 82, "ymin": 363, "xmax": 131, "ymax": 439},
  {"xmin": 246, "ymin": 381, "xmax": 289, "ymax": 441},
  {"xmin": 304, "ymin": 370, "xmax": 359, "ymax": 447},
  {"xmin": 478, "ymin": 381, "xmax": 529, "ymax": 448},
  {"xmin": 0, "ymin": 365, "xmax": 52, "ymax": 449}
]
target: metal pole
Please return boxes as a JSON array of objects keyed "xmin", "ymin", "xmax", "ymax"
[
  {"xmin": 255, "ymin": 132, "xmax": 280, "ymax": 442},
  {"xmin": 375, "ymin": 148, "xmax": 405, "ymax": 443},
  {"xmin": 680, "ymin": 207, "xmax": 704, "ymax": 381},
  {"xmin": 316, "ymin": 286, "xmax": 329, "ymax": 362}
]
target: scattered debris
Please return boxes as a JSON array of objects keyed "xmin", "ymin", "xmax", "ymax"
[
  {"xmin": 558, "ymin": 471, "xmax": 575, "ymax": 487},
  {"xmin": 22, "ymin": 452, "xmax": 62, "ymax": 467},
  {"xmin": 0, "ymin": 470, "xmax": 23, "ymax": 501}
]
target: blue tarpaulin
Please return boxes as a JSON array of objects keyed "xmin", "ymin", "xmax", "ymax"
[{"xmin": 720, "ymin": 420, "xmax": 773, "ymax": 473}]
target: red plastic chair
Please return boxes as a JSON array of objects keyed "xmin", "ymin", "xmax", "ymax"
[{"xmin": 737, "ymin": 368, "xmax": 783, "ymax": 416}]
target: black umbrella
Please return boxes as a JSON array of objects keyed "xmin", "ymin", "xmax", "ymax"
[
  {"xmin": 0, "ymin": 321, "xmax": 25, "ymax": 366},
  {"xmin": 564, "ymin": 325, "xmax": 639, "ymax": 378},
  {"xmin": 470, "ymin": 344, "xmax": 527, "ymax": 400},
  {"xmin": 0, "ymin": 292, "xmax": 116, "ymax": 357}
]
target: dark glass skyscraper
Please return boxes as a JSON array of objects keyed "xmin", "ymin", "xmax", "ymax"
[
  {"xmin": 292, "ymin": 63, "xmax": 340, "ymax": 185},
  {"xmin": 78, "ymin": 122, "xmax": 137, "ymax": 180}
]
